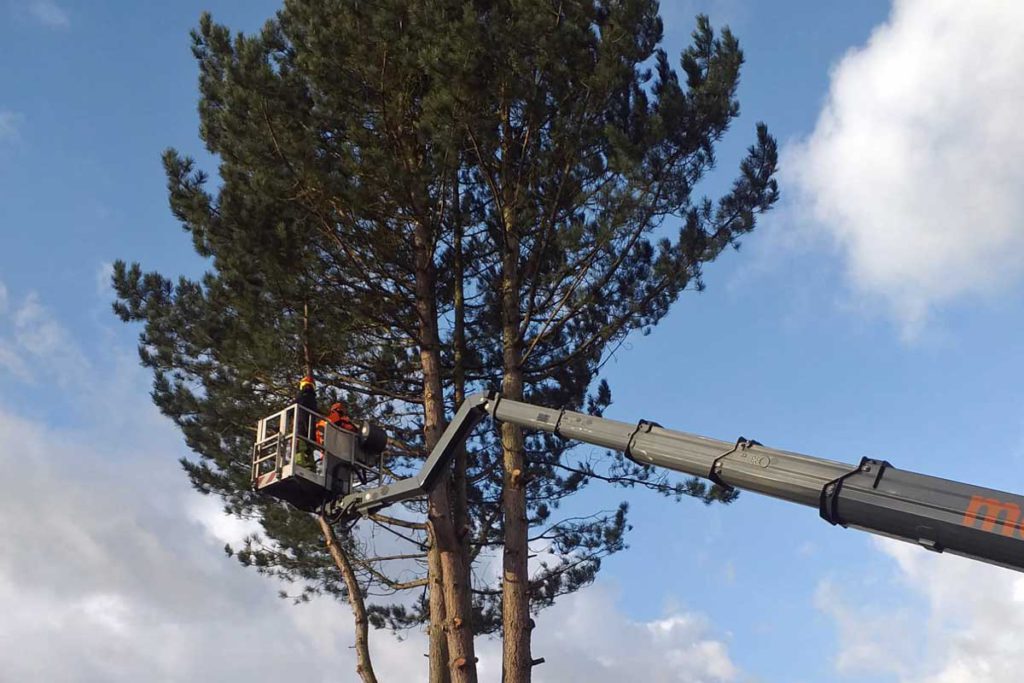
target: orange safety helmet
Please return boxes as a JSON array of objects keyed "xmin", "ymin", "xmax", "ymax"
[
  {"xmin": 299, "ymin": 375, "xmax": 315, "ymax": 390},
  {"xmin": 329, "ymin": 401, "xmax": 347, "ymax": 415}
]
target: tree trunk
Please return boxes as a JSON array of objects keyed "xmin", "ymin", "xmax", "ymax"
[
  {"xmin": 428, "ymin": 534, "xmax": 451, "ymax": 683},
  {"xmin": 500, "ymin": 215, "xmax": 532, "ymax": 683},
  {"xmin": 428, "ymin": 481, "xmax": 477, "ymax": 682},
  {"xmin": 452, "ymin": 171, "xmax": 471, "ymax": 567},
  {"xmin": 302, "ymin": 301, "xmax": 313, "ymax": 379},
  {"xmin": 414, "ymin": 219, "xmax": 479, "ymax": 683},
  {"xmin": 318, "ymin": 515, "xmax": 379, "ymax": 683}
]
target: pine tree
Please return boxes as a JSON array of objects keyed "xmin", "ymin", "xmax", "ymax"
[
  {"xmin": 425, "ymin": 6, "xmax": 779, "ymax": 679},
  {"xmin": 114, "ymin": 3, "xmax": 778, "ymax": 682},
  {"xmin": 116, "ymin": 6, "xmax": 486, "ymax": 679}
]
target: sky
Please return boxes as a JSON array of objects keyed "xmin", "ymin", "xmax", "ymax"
[{"xmin": 2, "ymin": 1, "xmax": 1024, "ymax": 681}]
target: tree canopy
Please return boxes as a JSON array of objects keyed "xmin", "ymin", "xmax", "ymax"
[{"xmin": 114, "ymin": 2, "xmax": 777, "ymax": 681}]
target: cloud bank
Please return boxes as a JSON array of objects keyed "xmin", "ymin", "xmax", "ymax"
[
  {"xmin": 819, "ymin": 537, "xmax": 1024, "ymax": 683},
  {"xmin": 786, "ymin": 0, "xmax": 1024, "ymax": 330}
]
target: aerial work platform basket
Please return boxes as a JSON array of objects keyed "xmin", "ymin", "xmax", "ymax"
[{"xmin": 251, "ymin": 403, "xmax": 387, "ymax": 511}]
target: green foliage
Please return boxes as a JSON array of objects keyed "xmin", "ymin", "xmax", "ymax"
[
  {"xmin": 432, "ymin": 2, "xmax": 777, "ymax": 625},
  {"xmin": 114, "ymin": 0, "xmax": 777, "ymax": 639}
]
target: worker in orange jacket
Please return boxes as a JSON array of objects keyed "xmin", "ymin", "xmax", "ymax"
[{"xmin": 317, "ymin": 401, "xmax": 357, "ymax": 446}]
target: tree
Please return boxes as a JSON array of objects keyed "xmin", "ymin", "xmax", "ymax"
[
  {"xmin": 117, "ymin": 5, "xmax": 487, "ymax": 679},
  {"xmin": 111, "ymin": 145, "xmax": 411, "ymax": 682},
  {"xmin": 429, "ymin": 6, "xmax": 778, "ymax": 679},
  {"xmin": 114, "ymin": 3, "xmax": 777, "ymax": 682}
]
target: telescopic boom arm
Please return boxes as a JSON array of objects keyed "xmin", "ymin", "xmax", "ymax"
[{"xmin": 337, "ymin": 392, "xmax": 1024, "ymax": 572}]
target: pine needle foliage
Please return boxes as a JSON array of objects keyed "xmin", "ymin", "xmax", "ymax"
[{"xmin": 114, "ymin": 1, "xmax": 778, "ymax": 673}]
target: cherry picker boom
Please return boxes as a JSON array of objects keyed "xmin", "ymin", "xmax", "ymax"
[{"xmin": 252, "ymin": 392, "xmax": 1024, "ymax": 572}]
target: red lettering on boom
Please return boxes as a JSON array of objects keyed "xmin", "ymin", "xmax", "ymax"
[{"xmin": 962, "ymin": 495, "xmax": 1021, "ymax": 538}]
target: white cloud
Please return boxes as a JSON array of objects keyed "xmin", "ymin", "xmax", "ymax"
[
  {"xmin": 14, "ymin": 292, "xmax": 79, "ymax": 356},
  {"xmin": 0, "ymin": 288, "xmax": 91, "ymax": 388},
  {"xmin": 27, "ymin": 0, "xmax": 69, "ymax": 29},
  {"xmin": 95, "ymin": 261, "xmax": 114, "ymax": 297},
  {"xmin": 818, "ymin": 537, "xmax": 1024, "ymax": 683},
  {"xmin": 185, "ymin": 494, "xmax": 261, "ymax": 548},
  {"xmin": 815, "ymin": 576, "xmax": 916, "ymax": 678},
  {"xmin": 786, "ymin": 0, "xmax": 1024, "ymax": 332},
  {"xmin": 0, "ymin": 109, "xmax": 20, "ymax": 143},
  {"xmin": 531, "ymin": 589, "xmax": 739, "ymax": 683},
  {"xmin": 0, "ymin": 283, "xmax": 743, "ymax": 682},
  {"xmin": 0, "ymin": 342, "xmax": 30, "ymax": 379}
]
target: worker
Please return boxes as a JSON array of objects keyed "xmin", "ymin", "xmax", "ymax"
[
  {"xmin": 294, "ymin": 375, "xmax": 318, "ymax": 468},
  {"xmin": 316, "ymin": 401, "xmax": 357, "ymax": 447},
  {"xmin": 328, "ymin": 401, "xmax": 357, "ymax": 432}
]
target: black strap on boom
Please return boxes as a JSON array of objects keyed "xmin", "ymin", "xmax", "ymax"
[
  {"xmin": 624, "ymin": 419, "xmax": 662, "ymax": 463},
  {"xmin": 819, "ymin": 457, "xmax": 891, "ymax": 525}
]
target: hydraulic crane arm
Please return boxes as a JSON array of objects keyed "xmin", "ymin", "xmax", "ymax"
[
  {"xmin": 334, "ymin": 393, "xmax": 493, "ymax": 514},
  {"xmin": 336, "ymin": 392, "xmax": 1024, "ymax": 572}
]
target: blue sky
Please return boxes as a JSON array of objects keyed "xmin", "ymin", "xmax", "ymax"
[{"xmin": 3, "ymin": 1, "xmax": 1024, "ymax": 681}]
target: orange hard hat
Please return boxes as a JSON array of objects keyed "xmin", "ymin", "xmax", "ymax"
[
  {"xmin": 299, "ymin": 375, "xmax": 315, "ymax": 389},
  {"xmin": 330, "ymin": 401, "xmax": 347, "ymax": 414}
]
